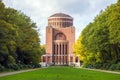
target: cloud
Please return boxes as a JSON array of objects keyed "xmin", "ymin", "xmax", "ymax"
[{"xmin": 3, "ymin": 0, "xmax": 117, "ymax": 44}]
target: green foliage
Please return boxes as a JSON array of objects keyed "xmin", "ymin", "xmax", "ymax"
[
  {"xmin": 109, "ymin": 63, "xmax": 120, "ymax": 70},
  {"xmin": 40, "ymin": 44, "xmax": 45, "ymax": 55},
  {"xmin": 0, "ymin": 0, "xmax": 41, "ymax": 70},
  {"xmin": 74, "ymin": 36, "xmax": 87, "ymax": 61},
  {"xmin": 0, "ymin": 64, "xmax": 5, "ymax": 71},
  {"xmin": 74, "ymin": 0, "xmax": 120, "ymax": 70},
  {"xmin": 83, "ymin": 63, "xmax": 120, "ymax": 71},
  {"xmin": 7, "ymin": 63, "xmax": 20, "ymax": 70}
]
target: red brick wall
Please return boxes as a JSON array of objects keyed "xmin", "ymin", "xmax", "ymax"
[
  {"xmin": 51, "ymin": 27, "xmax": 75, "ymax": 54},
  {"xmin": 46, "ymin": 26, "xmax": 53, "ymax": 54},
  {"xmin": 46, "ymin": 27, "xmax": 75, "ymax": 60}
]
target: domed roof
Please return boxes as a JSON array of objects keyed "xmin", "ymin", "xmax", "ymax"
[{"xmin": 49, "ymin": 13, "xmax": 72, "ymax": 18}]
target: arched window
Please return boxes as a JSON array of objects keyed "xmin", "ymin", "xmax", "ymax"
[{"xmin": 55, "ymin": 33, "xmax": 66, "ymax": 40}]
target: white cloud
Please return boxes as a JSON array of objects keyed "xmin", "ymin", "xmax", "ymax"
[{"xmin": 3, "ymin": 0, "xmax": 117, "ymax": 44}]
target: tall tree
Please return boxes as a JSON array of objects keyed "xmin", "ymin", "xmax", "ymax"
[
  {"xmin": 74, "ymin": 0, "xmax": 120, "ymax": 66},
  {"xmin": 0, "ymin": 0, "xmax": 41, "ymax": 66}
]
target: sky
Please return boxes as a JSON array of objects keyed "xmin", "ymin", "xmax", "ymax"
[{"xmin": 3, "ymin": 0, "xmax": 117, "ymax": 44}]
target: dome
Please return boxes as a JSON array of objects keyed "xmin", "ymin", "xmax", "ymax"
[
  {"xmin": 48, "ymin": 13, "xmax": 73, "ymax": 28},
  {"xmin": 49, "ymin": 13, "xmax": 72, "ymax": 18}
]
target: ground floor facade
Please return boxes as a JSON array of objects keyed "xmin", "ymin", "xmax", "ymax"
[
  {"xmin": 41, "ymin": 40, "xmax": 79, "ymax": 66},
  {"xmin": 41, "ymin": 54, "xmax": 78, "ymax": 65}
]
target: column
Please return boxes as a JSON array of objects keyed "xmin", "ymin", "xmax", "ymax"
[
  {"xmin": 64, "ymin": 43, "xmax": 66, "ymax": 64},
  {"xmin": 63, "ymin": 44, "xmax": 64, "ymax": 64},
  {"xmin": 53, "ymin": 45, "xmax": 54, "ymax": 63},
  {"xmin": 54, "ymin": 44, "xmax": 56, "ymax": 64},
  {"xmin": 46, "ymin": 55, "xmax": 47, "ymax": 63},
  {"xmin": 66, "ymin": 44, "xmax": 68, "ymax": 65},
  {"xmin": 56, "ymin": 44, "xmax": 58, "ymax": 64},
  {"xmin": 61, "ymin": 43, "xmax": 63, "ymax": 64},
  {"xmin": 60, "ymin": 43, "xmax": 61, "ymax": 64},
  {"xmin": 60, "ymin": 22, "xmax": 61, "ymax": 27},
  {"xmin": 73, "ymin": 55, "xmax": 75, "ymax": 64},
  {"xmin": 57, "ymin": 22, "xmax": 58, "ymax": 27},
  {"xmin": 58, "ymin": 43, "xmax": 60, "ymax": 64},
  {"xmin": 58, "ymin": 22, "xmax": 60, "ymax": 27}
]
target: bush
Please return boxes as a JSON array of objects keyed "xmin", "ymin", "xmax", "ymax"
[
  {"xmin": 0, "ymin": 64, "xmax": 5, "ymax": 71},
  {"xmin": 34, "ymin": 64, "xmax": 41, "ymax": 68},
  {"xmin": 109, "ymin": 63, "xmax": 120, "ymax": 70},
  {"xmin": 116, "ymin": 63, "xmax": 120, "ymax": 70},
  {"xmin": 109, "ymin": 64, "xmax": 117, "ymax": 70},
  {"xmin": 27, "ymin": 65, "xmax": 33, "ymax": 68},
  {"xmin": 101, "ymin": 63, "xmax": 112, "ymax": 70},
  {"xmin": 105, "ymin": 63, "xmax": 111, "ymax": 70},
  {"xmin": 101, "ymin": 63, "xmax": 107, "ymax": 69},
  {"xmin": 83, "ymin": 62, "xmax": 120, "ymax": 71},
  {"xmin": 94, "ymin": 63, "xmax": 103, "ymax": 69},
  {"xmin": 22, "ymin": 64, "xmax": 28, "ymax": 69},
  {"xmin": 82, "ymin": 64, "xmax": 94, "ymax": 68},
  {"xmin": 23, "ymin": 65, "xmax": 34, "ymax": 69},
  {"xmin": 7, "ymin": 63, "xmax": 20, "ymax": 70},
  {"xmin": 18, "ymin": 64, "xmax": 24, "ymax": 69},
  {"xmin": 0, "ymin": 63, "xmax": 41, "ymax": 72},
  {"xmin": 25, "ymin": 64, "xmax": 41, "ymax": 68}
]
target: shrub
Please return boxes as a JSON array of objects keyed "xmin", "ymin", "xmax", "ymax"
[
  {"xmin": 18, "ymin": 64, "xmax": 24, "ymax": 69},
  {"xmin": 83, "ymin": 62, "xmax": 120, "ymax": 71},
  {"xmin": 101, "ymin": 63, "xmax": 107, "ymax": 69},
  {"xmin": 109, "ymin": 64, "xmax": 117, "ymax": 70},
  {"xmin": 109, "ymin": 63, "xmax": 120, "ymax": 70},
  {"xmin": 22, "ymin": 64, "xmax": 30, "ymax": 69},
  {"xmin": 116, "ymin": 63, "xmax": 120, "ymax": 70},
  {"xmin": 100, "ymin": 63, "xmax": 112, "ymax": 70},
  {"xmin": 94, "ymin": 63, "xmax": 103, "ymax": 69},
  {"xmin": 82, "ymin": 64, "xmax": 94, "ymax": 68},
  {"xmin": 7, "ymin": 63, "xmax": 20, "ymax": 70},
  {"xmin": 105, "ymin": 63, "xmax": 111, "ymax": 70},
  {"xmin": 27, "ymin": 65, "xmax": 33, "ymax": 68},
  {"xmin": 34, "ymin": 64, "xmax": 41, "ymax": 68},
  {"xmin": 0, "ymin": 64, "xmax": 5, "ymax": 71}
]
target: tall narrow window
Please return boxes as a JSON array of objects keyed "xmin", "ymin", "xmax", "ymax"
[
  {"xmin": 63, "ymin": 44, "xmax": 64, "ymax": 55},
  {"xmin": 54, "ymin": 44, "xmax": 55, "ymax": 55},
  {"xmin": 60, "ymin": 44, "xmax": 61, "ymax": 55},
  {"xmin": 66, "ymin": 44, "xmax": 67, "ymax": 54},
  {"xmin": 57, "ymin": 45, "xmax": 58, "ymax": 55}
]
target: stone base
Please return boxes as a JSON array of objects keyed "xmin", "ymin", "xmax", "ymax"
[
  {"xmin": 40, "ymin": 62, "xmax": 80, "ymax": 67},
  {"xmin": 74, "ymin": 62, "xmax": 80, "ymax": 67},
  {"xmin": 40, "ymin": 62, "xmax": 47, "ymax": 67}
]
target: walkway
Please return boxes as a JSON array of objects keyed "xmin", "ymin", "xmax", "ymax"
[
  {"xmin": 0, "ymin": 68, "xmax": 39, "ymax": 77},
  {"xmin": 81, "ymin": 68, "xmax": 120, "ymax": 74}
]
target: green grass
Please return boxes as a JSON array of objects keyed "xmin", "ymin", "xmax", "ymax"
[{"xmin": 0, "ymin": 66, "xmax": 120, "ymax": 80}]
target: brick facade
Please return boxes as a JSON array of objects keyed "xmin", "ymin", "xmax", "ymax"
[{"xmin": 41, "ymin": 13, "xmax": 78, "ymax": 65}]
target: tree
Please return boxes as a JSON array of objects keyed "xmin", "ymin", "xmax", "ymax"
[
  {"xmin": 74, "ymin": 36, "xmax": 87, "ymax": 61},
  {"xmin": 0, "ymin": 0, "xmax": 41, "ymax": 67},
  {"xmin": 75, "ymin": 0, "xmax": 120, "ymax": 67}
]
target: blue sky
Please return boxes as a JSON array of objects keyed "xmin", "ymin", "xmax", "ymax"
[{"xmin": 3, "ymin": 0, "xmax": 117, "ymax": 44}]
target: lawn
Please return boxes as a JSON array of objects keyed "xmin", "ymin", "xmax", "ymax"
[{"xmin": 0, "ymin": 66, "xmax": 120, "ymax": 80}]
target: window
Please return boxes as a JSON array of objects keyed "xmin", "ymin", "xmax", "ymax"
[{"xmin": 55, "ymin": 33, "xmax": 66, "ymax": 40}]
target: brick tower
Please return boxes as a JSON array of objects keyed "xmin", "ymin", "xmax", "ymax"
[{"xmin": 41, "ymin": 13, "xmax": 78, "ymax": 66}]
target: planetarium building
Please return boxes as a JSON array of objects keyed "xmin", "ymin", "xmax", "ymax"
[{"xmin": 41, "ymin": 13, "xmax": 79, "ymax": 66}]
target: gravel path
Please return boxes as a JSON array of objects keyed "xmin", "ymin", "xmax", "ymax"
[
  {"xmin": 0, "ymin": 68, "xmax": 39, "ymax": 77},
  {"xmin": 82, "ymin": 68, "xmax": 120, "ymax": 74}
]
